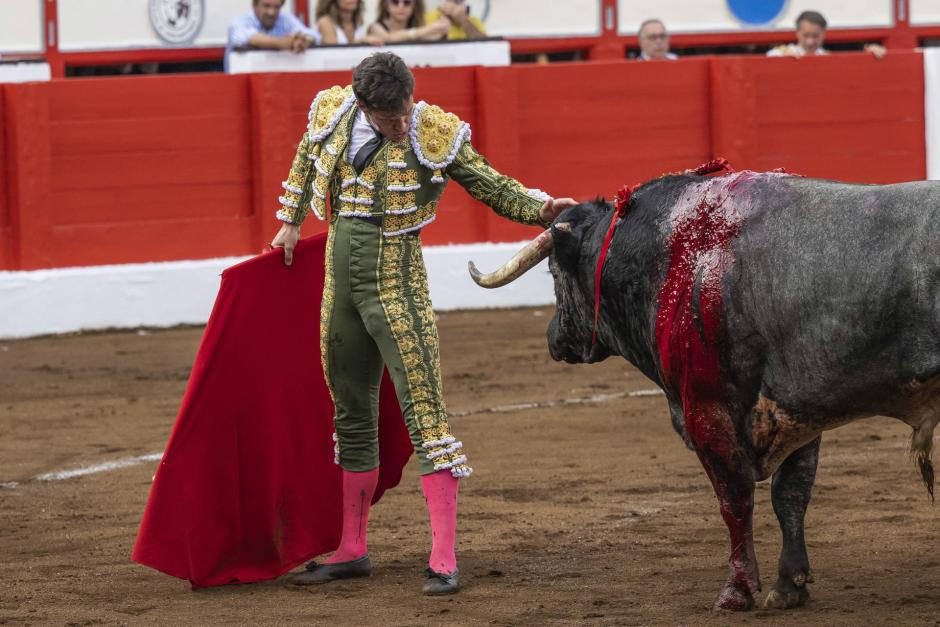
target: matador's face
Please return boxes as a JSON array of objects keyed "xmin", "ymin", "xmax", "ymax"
[{"xmin": 361, "ymin": 97, "xmax": 415, "ymax": 143}]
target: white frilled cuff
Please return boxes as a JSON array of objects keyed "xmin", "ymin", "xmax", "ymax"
[
  {"xmin": 275, "ymin": 209, "xmax": 298, "ymax": 224},
  {"xmin": 281, "ymin": 181, "xmax": 303, "ymax": 195},
  {"xmin": 527, "ymin": 188, "xmax": 552, "ymax": 203}
]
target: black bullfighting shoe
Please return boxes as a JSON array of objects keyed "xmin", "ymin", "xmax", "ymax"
[
  {"xmin": 288, "ymin": 554, "xmax": 372, "ymax": 584},
  {"xmin": 423, "ymin": 567, "xmax": 459, "ymax": 595}
]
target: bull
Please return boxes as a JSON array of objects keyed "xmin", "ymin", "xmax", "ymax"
[{"xmin": 468, "ymin": 167, "xmax": 939, "ymax": 611}]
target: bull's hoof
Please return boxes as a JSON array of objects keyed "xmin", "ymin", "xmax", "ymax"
[
  {"xmin": 763, "ymin": 575, "xmax": 810, "ymax": 609},
  {"xmin": 713, "ymin": 581, "xmax": 754, "ymax": 612},
  {"xmin": 764, "ymin": 587, "xmax": 809, "ymax": 609}
]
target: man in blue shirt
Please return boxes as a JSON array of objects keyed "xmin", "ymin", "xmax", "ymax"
[{"xmin": 226, "ymin": 0, "xmax": 320, "ymax": 72}]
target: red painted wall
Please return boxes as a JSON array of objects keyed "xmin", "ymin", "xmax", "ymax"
[{"xmin": 0, "ymin": 52, "xmax": 927, "ymax": 270}]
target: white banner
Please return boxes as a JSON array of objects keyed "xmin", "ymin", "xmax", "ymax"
[
  {"xmin": 0, "ymin": 0, "xmax": 44, "ymax": 54},
  {"xmin": 619, "ymin": 0, "xmax": 892, "ymax": 35}
]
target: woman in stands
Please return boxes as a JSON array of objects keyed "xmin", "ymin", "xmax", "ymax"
[
  {"xmin": 316, "ymin": 0, "xmax": 381, "ymax": 45},
  {"xmin": 368, "ymin": 0, "xmax": 451, "ymax": 43}
]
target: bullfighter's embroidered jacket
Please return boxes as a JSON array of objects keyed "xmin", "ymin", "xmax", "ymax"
[{"xmin": 275, "ymin": 85, "xmax": 551, "ymax": 234}]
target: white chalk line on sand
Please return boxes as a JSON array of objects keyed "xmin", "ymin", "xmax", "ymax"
[
  {"xmin": 2, "ymin": 389, "xmax": 665, "ymax": 488},
  {"xmin": 449, "ymin": 388, "xmax": 664, "ymax": 418},
  {"xmin": 29, "ymin": 452, "xmax": 164, "ymax": 483}
]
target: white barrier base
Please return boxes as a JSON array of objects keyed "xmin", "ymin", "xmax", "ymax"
[{"xmin": 0, "ymin": 242, "xmax": 553, "ymax": 339}]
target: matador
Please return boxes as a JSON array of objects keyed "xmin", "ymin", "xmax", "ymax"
[{"xmin": 271, "ymin": 52, "xmax": 575, "ymax": 594}]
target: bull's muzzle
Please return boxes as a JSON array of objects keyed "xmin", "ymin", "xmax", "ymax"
[{"xmin": 468, "ymin": 228, "xmax": 554, "ymax": 288}]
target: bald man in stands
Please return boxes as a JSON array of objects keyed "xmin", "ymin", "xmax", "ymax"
[{"xmin": 636, "ymin": 19, "xmax": 678, "ymax": 61}]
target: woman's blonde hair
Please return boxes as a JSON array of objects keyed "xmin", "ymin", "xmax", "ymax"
[
  {"xmin": 315, "ymin": 0, "xmax": 363, "ymax": 27},
  {"xmin": 377, "ymin": 0, "xmax": 426, "ymax": 28}
]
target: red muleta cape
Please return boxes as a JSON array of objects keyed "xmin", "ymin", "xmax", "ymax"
[{"xmin": 131, "ymin": 234, "xmax": 413, "ymax": 589}]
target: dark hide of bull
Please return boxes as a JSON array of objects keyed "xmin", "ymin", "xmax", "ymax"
[{"xmin": 546, "ymin": 171, "xmax": 940, "ymax": 612}]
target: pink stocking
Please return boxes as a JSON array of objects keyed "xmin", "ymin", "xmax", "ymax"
[
  {"xmin": 327, "ymin": 468, "xmax": 379, "ymax": 564},
  {"xmin": 421, "ymin": 470, "xmax": 459, "ymax": 574}
]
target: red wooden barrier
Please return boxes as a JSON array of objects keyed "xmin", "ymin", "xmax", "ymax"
[
  {"xmin": 711, "ymin": 52, "xmax": 925, "ymax": 182},
  {"xmin": 0, "ymin": 53, "xmax": 928, "ymax": 271},
  {"xmin": 46, "ymin": 74, "xmax": 255, "ymax": 269},
  {"xmin": 4, "ymin": 82, "xmax": 54, "ymax": 270}
]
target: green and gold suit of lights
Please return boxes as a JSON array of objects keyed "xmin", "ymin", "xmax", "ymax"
[{"xmin": 277, "ymin": 85, "xmax": 552, "ymax": 478}]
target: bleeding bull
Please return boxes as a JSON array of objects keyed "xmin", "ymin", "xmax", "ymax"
[{"xmin": 468, "ymin": 164, "xmax": 939, "ymax": 611}]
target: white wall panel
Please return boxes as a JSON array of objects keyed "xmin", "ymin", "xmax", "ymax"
[
  {"xmin": 57, "ymin": 0, "xmax": 598, "ymax": 52},
  {"xmin": 619, "ymin": 0, "xmax": 891, "ymax": 35},
  {"xmin": 481, "ymin": 0, "xmax": 600, "ymax": 38},
  {"xmin": 58, "ymin": 0, "xmax": 296, "ymax": 51},
  {"xmin": 0, "ymin": 0, "xmax": 44, "ymax": 54},
  {"xmin": 911, "ymin": 0, "xmax": 940, "ymax": 26}
]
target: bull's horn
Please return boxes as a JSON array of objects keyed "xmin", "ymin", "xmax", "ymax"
[{"xmin": 468, "ymin": 228, "xmax": 554, "ymax": 288}]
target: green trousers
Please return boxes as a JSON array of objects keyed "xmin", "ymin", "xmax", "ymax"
[{"xmin": 320, "ymin": 217, "xmax": 471, "ymax": 478}]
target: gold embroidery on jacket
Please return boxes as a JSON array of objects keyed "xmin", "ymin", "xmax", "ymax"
[
  {"xmin": 386, "ymin": 191, "xmax": 417, "ymax": 215},
  {"xmin": 384, "ymin": 202, "xmax": 434, "ymax": 235},
  {"xmin": 376, "ymin": 234, "xmax": 471, "ymax": 476},
  {"xmin": 320, "ymin": 225, "xmax": 337, "ymax": 401}
]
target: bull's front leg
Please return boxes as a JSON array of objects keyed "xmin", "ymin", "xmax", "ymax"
[
  {"xmin": 687, "ymin": 403, "xmax": 761, "ymax": 611},
  {"xmin": 764, "ymin": 436, "xmax": 820, "ymax": 609}
]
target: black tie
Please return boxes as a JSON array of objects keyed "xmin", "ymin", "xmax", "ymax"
[{"xmin": 353, "ymin": 127, "xmax": 383, "ymax": 173}]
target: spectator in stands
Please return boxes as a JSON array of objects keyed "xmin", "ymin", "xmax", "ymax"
[
  {"xmin": 635, "ymin": 19, "xmax": 678, "ymax": 61},
  {"xmin": 768, "ymin": 10, "xmax": 887, "ymax": 59},
  {"xmin": 317, "ymin": 0, "xmax": 382, "ymax": 45},
  {"xmin": 368, "ymin": 0, "xmax": 452, "ymax": 43},
  {"xmin": 426, "ymin": 0, "xmax": 486, "ymax": 40},
  {"xmin": 226, "ymin": 0, "xmax": 319, "ymax": 72}
]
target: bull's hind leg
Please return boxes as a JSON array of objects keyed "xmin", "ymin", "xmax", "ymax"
[
  {"xmin": 765, "ymin": 436, "xmax": 820, "ymax": 609},
  {"xmin": 685, "ymin": 403, "xmax": 761, "ymax": 611}
]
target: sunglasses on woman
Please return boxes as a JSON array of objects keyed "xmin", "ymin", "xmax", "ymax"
[{"xmin": 389, "ymin": 0, "xmax": 413, "ymax": 6}]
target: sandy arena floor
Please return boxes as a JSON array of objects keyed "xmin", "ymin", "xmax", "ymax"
[{"xmin": 1, "ymin": 306, "xmax": 938, "ymax": 626}]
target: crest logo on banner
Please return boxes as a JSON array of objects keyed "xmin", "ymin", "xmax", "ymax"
[
  {"xmin": 149, "ymin": 0, "xmax": 206, "ymax": 45},
  {"xmin": 726, "ymin": 0, "xmax": 786, "ymax": 25}
]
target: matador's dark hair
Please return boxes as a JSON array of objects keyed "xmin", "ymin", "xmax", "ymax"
[{"xmin": 352, "ymin": 53, "xmax": 415, "ymax": 113}]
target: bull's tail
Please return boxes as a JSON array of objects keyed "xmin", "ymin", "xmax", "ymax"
[{"xmin": 911, "ymin": 423, "xmax": 935, "ymax": 502}]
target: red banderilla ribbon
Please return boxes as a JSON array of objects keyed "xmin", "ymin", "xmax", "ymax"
[{"xmin": 592, "ymin": 184, "xmax": 634, "ymax": 346}]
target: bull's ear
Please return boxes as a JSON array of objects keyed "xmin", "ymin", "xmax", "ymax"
[{"xmin": 551, "ymin": 222, "xmax": 581, "ymax": 270}]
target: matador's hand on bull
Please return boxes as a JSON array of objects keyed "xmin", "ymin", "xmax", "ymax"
[
  {"xmin": 270, "ymin": 223, "xmax": 301, "ymax": 266},
  {"xmin": 540, "ymin": 197, "xmax": 578, "ymax": 225}
]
